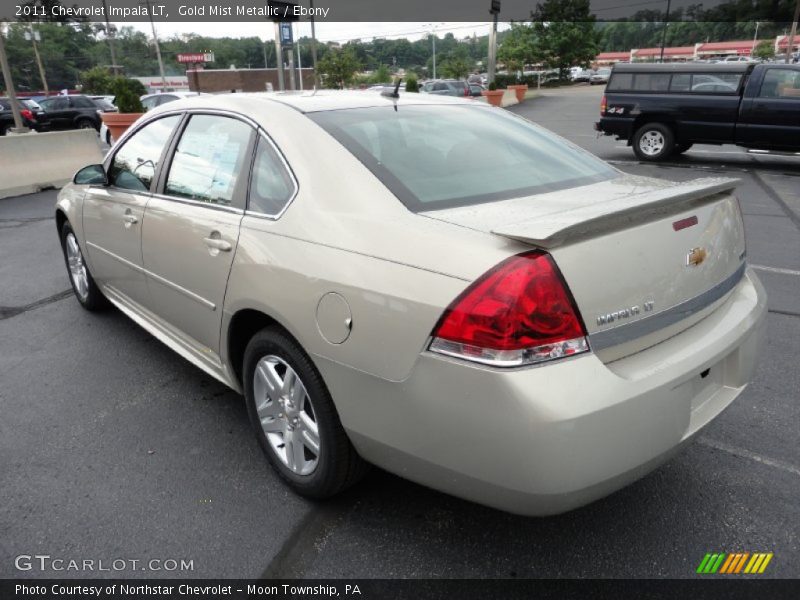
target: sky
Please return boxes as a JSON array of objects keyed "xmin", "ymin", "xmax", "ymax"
[{"xmin": 121, "ymin": 21, "xmax": 510, "ymax": 44}]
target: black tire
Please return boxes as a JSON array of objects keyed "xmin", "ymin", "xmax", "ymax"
[
  {"xmin": 243, "ymin": 327, "xmax": 368, "ymax": 498},
  {"xmin": 59, "ymin": 222, "xmax": 109, "ymax": 311},
  {"xmin": 76, "ymin": 118, "xmax": 97, "ymax": 131},
  {"xmin": 105, "ymin": 129, "xmax": 112, "ymax": 145},
  {"xmin": 674, "ymin": 142, "xmax": 693, "ymax": 155},
  {"xmin": 632, "ymin": 122, "xmax": 675, "ymax": 162},
  {"xmin": 0, "ymin": 122, "xmax": 10, "ymax": 136}
]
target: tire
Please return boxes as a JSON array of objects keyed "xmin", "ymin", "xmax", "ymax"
[
  {"xmin": 632, "ymin": 122, "xmax": 675, "ymax": 162},
  {"xmin": 76, "ymin": 118, "xmax": 96, "ymax": 131},
  {"xmin": 59, "ymin": 222, "xmax": 109, "ymax": 311},
  {"xmin": 674, "ymin": 142, "xmax": 693, "ymax": 155},
  {"xmin": 243, "ymin": 327, "xmax": 368, "ymax": 498},
  {"xmin": 0, "ymin": 122, "xmax": 9, "ymax": 136},
  {"xmin": 105, "ymin": 129, "xmax": 112, "ymax": 145}
]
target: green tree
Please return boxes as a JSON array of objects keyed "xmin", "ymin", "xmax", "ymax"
[
  {"xmin": 370, "ymin": 64, "xmax": 391, "ymax": 84},
  {"xmin": 79, "ymin": 66, "xmax": 113, "ymax": 94},
  {"xmin": 531, "ymin": 0, "xmax": 599, "ymax": 79},
  {"xmin": 752, "ymin": 40, "xmax": 775, "ymax": 60},
  {"xmin": 317, "ymin": 47, "xmax": 360, "ymax": 89},
  {"xmin": 498, "ymin": 22, "xmax": 539, "ymax": 75},
  {"xmin": 440, "ymin": 56, "xmax": 471, "ymax": 79}
]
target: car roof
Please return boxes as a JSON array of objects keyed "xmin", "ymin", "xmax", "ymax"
[
  {"xmin": 160, "ymin": 90, "xmax": 482, "ymax": 115},
  {"xmin": 612, "ymin": 62, "xmax": 752, "ymax": 74}
]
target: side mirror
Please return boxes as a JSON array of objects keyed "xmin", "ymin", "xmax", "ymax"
[{"xmin": 73, "ymin": 164, "xmax": 108, "ymax": 186}]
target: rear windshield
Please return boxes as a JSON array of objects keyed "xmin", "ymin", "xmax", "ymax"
[
  {"xmin": 608, "ymin": 71, "xmax": 743, "ymax": 94},
  {"xmin": 310, "ymin": 105, "xmax": 615, "ymax": 211}
]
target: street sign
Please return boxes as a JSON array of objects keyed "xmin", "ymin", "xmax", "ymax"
[
  {"xmin": 176, "ymin": 52, "xmax": 215, "ymax": 64},
  {"xmin": 280, "ymin": 22, "xmax": 293, "ymax": 45},
  {"xmin": 490, "ymin": 0, "xmax": 501, "ymax": 14}
]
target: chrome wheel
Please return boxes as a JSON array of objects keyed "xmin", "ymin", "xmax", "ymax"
[
  {"xmin": 638, "ymin": 130, "xmax": 665, "ymax": 156},
  {"xmin": 253, "ymin": 355, "xmax": 320, "ymax": 476},
  {"xmin": 65, "ymin": 233, "xmax": 89, "ymax": 301}
]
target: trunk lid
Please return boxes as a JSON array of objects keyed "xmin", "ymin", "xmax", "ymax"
[{"xmin": 421, "ymin": 175, "xmax": 747, "ymax": 360}]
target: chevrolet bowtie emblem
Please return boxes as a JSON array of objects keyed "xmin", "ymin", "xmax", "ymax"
[{"xmin": 687, "ymin": 247, "xmax": 707, "ymax": 267}]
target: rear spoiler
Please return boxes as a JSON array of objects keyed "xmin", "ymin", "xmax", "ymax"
[{"xmin": 491, "ymin": 177, "xmax": 739, "ymax": 249}]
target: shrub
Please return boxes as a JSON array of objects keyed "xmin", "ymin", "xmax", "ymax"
[
  {"xmin": 111, "ymin": 78, "xmax": 144, "ymax": 113},
  {"xmin": 488, "ymin": 81, "xmax": 497, "ymax": 91},
  {"xmin": 405, "ymin": 75, "xmax": 419, "ymax": 93}
]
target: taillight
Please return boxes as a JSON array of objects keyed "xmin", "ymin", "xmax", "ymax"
[
  {"xmin": 464, "ymin": 87, "xmax": 470, "ymax": 96},
  {"xmin": 600, "ymin": 94, "xmax": 607, "ymax": 116},
  {"xmin": 429, "ymin": 251, "xmax": 589, "ymax": 367},
  {"xmin": 20, "ymin": 109, "xmax": 33, "ymax": 120}
]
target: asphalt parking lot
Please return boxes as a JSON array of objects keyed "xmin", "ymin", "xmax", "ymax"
[{"xmin": 1, "ymin": 85, "xmax": 798, "ymax": 579}]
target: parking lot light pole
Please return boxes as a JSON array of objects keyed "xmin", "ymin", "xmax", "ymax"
[
  {"xmin": 488, "ymin": 1, "xmax": 500, "ymax": 85},
  {"xmin": 659, "ymin": 0, "xmax": 672, "ymax": 63},
  {"xmin": 0, "ymin": 24, "xmax": 30, "ymax": 133}
]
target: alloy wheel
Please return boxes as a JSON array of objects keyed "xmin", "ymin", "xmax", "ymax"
[
  {"xmin": 65, "ymin": 233, "xmax": 89, "ymax": 301},
  {"xmin": 639, "ymin": 130, "xmax": 665, "ymax": 156},
  {"xmin": 253, "ymin": 355, "xmax": 320, "ymax": 476}
]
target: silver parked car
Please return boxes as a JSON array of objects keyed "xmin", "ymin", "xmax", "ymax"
[{"xmin": 56, "ymin": 92, "xmax": 766, "ymax": 515}]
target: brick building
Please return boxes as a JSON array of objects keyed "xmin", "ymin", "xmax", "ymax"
[{"xmin": 187, "ymin": 68, "xmax": 316, "ymax": 93}]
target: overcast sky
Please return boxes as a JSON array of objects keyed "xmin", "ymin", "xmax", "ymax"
[{"xmin": 121, "ymin": 21, "xmax": 509, "ymax": 44}]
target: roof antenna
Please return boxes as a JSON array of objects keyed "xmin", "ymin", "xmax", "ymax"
[{"xmin": 382, "ymin": 78, "xmax": 402, "ymax": 99}]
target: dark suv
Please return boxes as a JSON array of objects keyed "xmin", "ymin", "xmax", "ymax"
[
  {"xmin": 420, "ymin": 79, "xmax": 471, "ymax": 97},
  {"xmin": 37, "ymin": 95, "xmax": 116, "ymax": 132},
  {"xmin": 0, "ymin": 98, "xmax": 42, "ymax": 135}
]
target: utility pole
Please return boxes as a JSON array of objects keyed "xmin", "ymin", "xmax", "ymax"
[
  {"xmin": 432, "ymin": 32, "xmax": 437, "ymax": 79},
  {"xmin": 659, "ymin": 0, "xmax": 672, "ymax": 63},
  {"xmin": 488, "ymin": 2, "xmax": 500, "ymax": 85},
  {"xmin": 0, "ymin": 26, "xmax": 29, "ymax": 133},
  {"xmin": 752, "ymin": 21, "xmax": 760, "ymax": 55},
  {"xmin": 101, "ymin": 0, "xmax": 118, "ymax": 75},
  {"xmin": 144, "ymin": 0, "xmax": 167, "ymax": 88},
  {"xmin": 786, "ymin": 0, "xmax": 799, "ymax": 64},
  {"xmin": 26, "ymin": 25, "xmax": 49, "ymax": 96},
  {"xmin": 310, "ymin": 0, "xmax": 319, "ymax": 87},
  {"xmin": 263, "ymin": 40, "xmax": 269, "ymax": 68}
]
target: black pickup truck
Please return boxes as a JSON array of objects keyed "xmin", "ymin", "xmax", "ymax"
[{"xmin": 595, "ymin": 62, "xmax": 800, "ymax": 161}]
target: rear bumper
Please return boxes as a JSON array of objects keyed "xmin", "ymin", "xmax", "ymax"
[
  {"xmin": 596, "ymin": 116, "xmax": 634, "ymax": 139},
  {"xmin": 319, "ymin": 268, "xmax": 767, "ymax": 516}
]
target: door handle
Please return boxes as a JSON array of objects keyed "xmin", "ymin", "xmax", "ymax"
[
  {"xmin": 203, "ymin": 237, "xmax": 232, "ymax": 252},
  {"xmin": 122, "ymin": 214, "xmax": 138, "ymax": 224}
]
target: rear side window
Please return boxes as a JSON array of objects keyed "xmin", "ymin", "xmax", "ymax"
[
  {"xmin": 165, "ymin": 114, "xmax": 253, "ymax": 207},
  {"xmin": 311, "ymin": 105, "xmax": 615, "ymax": 211},
  {"xmin": 248, "ymin": 137, "xmax": 296, "ymax": 216},
  {"xmin": 109, "ymin": 115, "xmax": 181, "ymax": 192},
  {"xmin": 70, "ymin": 96, "xmax": 96, "ymax": 108}
]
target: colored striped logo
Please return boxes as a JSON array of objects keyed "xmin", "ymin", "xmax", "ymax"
[{"xmin": 696, "ymin": 552, "xmax": 773, "ymax": 574}]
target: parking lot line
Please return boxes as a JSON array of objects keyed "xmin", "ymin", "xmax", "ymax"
[
  {"xmin": 751, "ymin": 264, "xmax": 800, "ymax": 277},
  {"xmin": 698, "ymin": 437, "xmax": 800, "ymax": 478}
]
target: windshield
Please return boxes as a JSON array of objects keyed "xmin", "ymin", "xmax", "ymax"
[{"xmin": 310, "ymin": 104, "xmax": 616, "ymax": 211}]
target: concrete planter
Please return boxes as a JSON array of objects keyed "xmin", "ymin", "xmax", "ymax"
[
  {"xmin": 101, "ymin": 112, "xmax": 143, "ymax": 143},
  {"xmin": 481, "ymin": 89, "xmax": 505, "ymax": 107},
  {"xmin": 507, "ymin": 84, "xmax": 529, "ymax": 102}
]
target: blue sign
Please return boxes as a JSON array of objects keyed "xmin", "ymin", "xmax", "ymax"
[{"xmin": 280, "ymin": 23, "xmax": 293, "ymax": 45}]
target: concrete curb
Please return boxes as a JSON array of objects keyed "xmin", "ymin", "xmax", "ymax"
[{"xmin": 0, "ymin": 130, "xmax": 103, "ymax": 200}]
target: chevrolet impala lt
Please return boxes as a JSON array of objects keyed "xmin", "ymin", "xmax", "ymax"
[{"xmin": 55, "ymin": 92, "xmax": 766, "ymax": 515}]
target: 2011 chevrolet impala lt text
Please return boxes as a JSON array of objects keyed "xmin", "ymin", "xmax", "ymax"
[{"xmin": 55, "ymin": 92, "xmax": 766, "ymax": 515}]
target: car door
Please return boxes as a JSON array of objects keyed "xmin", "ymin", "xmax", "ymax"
[
  {"xmin": 82, "ymin": 114, "xmax": 182, "ymax": 307},
  {"xmin": 40, "ymin": 96, "xmax": 69, "ymax": 129},
  {"xmin": 140, "ymin": 113, "xmax": 255, "ymax": 359},
  {"xmin": 738, "ymin": 67, "xmax": 800, "ymax": 149}
]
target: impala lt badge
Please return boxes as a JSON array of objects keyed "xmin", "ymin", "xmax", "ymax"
[
  {"xmin": 597, "ymin": 300, "xmax": 655, "ymax": 326},
  {"xmin": 687, "ymin": 247, "xmax": 708, "ymax": 267}
]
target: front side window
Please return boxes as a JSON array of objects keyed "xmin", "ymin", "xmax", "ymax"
[
  {"xmin": 759, "ymin": 69, "xmax": 800, "ymax": 98},
  {"xmin": 43, "ymin": 97, "xmax": 68, "ymax": 110},
  {"xmin": 311, "ymin": 105, "xmax": 616, "ymax": 211},
  {"xmin": 108, "ymin": 115, "xmax": 181, "ymax": 192},
  {"xmin": 164, "ymin": 114, "xmax": 253, "ymax": 207},
  {"xmin": 248, "ymin": 137, "xmax": 296, "ymax": 216}
]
